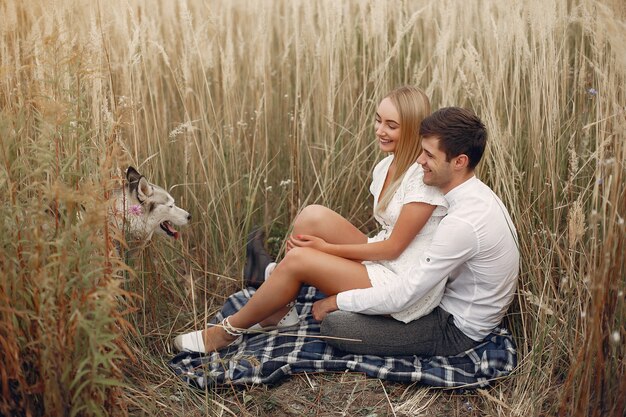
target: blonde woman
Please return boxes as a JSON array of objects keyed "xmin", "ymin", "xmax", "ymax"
[{"xmin": 174, "ymin": 86, "xmax": 448, "ymax": 353}]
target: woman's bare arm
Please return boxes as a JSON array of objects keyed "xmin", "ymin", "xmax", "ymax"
[{"xmin": 289, "ymin": 202, "xmax": 435, "ymax": 261}]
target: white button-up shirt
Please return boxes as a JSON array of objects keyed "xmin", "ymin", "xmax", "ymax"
[{"xmin": 336, "ymin": 176, "xmax": 519, "ymax": 341}]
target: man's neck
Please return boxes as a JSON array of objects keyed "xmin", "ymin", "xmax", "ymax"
[{"xmin": 442, "ymin": 171, "xmax": 476, "ymax": 195}]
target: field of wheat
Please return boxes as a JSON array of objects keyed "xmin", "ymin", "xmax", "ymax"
[{"xmin": 1, "ymin": 0, "xmax": 624, "ymax": 415}]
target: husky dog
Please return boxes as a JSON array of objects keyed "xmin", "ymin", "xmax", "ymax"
[{"xmin": 112, "ymin": 167, "xmax": 191, "ymax": 240}]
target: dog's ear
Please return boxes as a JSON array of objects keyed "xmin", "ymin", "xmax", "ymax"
[
  {"xmin": 127, "ymin": 166, "xmax": 153, "ymax": 200},
  {"xmin": 137, "ymin": 177, "xmax": 153, "ymax": 199},
  {"xmin": 126, "ymin": 166, "xmax": 142, "ymax": 184}
]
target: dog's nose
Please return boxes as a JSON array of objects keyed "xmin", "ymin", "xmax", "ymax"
[{"xmin": 187, "ymin": 213, "xmax": 192, "ymax": 221}]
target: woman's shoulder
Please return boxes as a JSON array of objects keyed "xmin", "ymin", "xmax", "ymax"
[
  {"xmin": 372, "ymin": 154, "xmax": 394, "ymax": 176},
  {"xmin": 402, "ymin": 163, "xmax": 448, "ymax": 212},
  {"xmin": 401, "ymin": 163, "xmax": 430, "ymax": 192},
  {"xmin": 402, "ymin": 161, "xmax": 425, "ymax": 181}
]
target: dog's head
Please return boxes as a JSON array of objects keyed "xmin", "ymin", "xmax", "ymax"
[{"xmin": 122, "ymin": 167, "xmax": 191, "ymax": 240}]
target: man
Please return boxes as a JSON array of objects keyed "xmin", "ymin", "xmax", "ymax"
[{"xmin": 316, "ymin": 107, "xmax": 520, "ymax": 356}]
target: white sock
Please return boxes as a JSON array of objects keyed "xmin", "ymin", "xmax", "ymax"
[{"xmin": 264, "ymin": 262, "xmax": 277, "ymax": 281}]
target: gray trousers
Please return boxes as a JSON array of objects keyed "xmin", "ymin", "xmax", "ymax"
[{"xmin": 320, "ymin": 307, "xmax": 478, "ymax": 356}]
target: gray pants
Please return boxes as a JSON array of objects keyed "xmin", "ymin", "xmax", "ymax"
[{"xmin": 320, "ymin": 307, "xmax": 478, "ymax": 356}]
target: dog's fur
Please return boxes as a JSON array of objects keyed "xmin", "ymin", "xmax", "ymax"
[{"xmin": 111, "ymin": 167, "xmax": 190, "ymax": 240}]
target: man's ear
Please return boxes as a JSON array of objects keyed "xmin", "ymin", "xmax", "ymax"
[{"xmin": 453, "ymin": 154, "xmax": 470, "ymax": 170}]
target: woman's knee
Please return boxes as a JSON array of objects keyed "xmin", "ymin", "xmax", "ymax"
[
  {"xmin": 293, "ymin": 204, "xmax": 331, "ymax": 233},
  {"xmin": 277, "ymin": 247, "xmax": 314, "ymax": 275}
]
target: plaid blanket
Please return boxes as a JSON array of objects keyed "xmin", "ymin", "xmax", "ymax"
[{"xmin": 168, "ymin": 286, "xmax": 517, "ymax": 389}]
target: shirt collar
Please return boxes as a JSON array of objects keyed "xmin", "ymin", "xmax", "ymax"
[{"xmin": 445, "ymin": 175, "xmax": 478, "ymax": 205}]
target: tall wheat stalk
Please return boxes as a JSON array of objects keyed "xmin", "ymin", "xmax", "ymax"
[{"xmin": 1, "ymin": 0, "xmax": 623, "ymax": 415}]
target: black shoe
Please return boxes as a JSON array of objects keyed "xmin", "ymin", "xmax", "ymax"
[{"xmin": 243, "ymin": 227, "xmax": 274, "ymax": 288}]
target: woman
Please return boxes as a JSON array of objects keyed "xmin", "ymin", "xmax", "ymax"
[{"xmin": 174, "ymin": 86, "xmax": 448, "ymax": 353}]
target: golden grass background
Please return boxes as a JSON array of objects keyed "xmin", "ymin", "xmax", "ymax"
[{"xmin": 1, "ymin": 0, "xmax": 624, "ymax": 415}]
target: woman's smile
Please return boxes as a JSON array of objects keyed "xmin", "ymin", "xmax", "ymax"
[{"xmin": 375, "ymin": 97, "xmax": 401, "ymax": 153}]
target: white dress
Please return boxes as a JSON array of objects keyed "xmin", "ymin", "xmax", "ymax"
[{"xmin": 363, "ymin": 155, "xmax": 448, "ymax": 323}]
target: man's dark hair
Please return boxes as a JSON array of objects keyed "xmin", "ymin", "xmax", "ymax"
[{"xmin": 419, "ymin": 107, "xmax": 487, "ymax": 169}]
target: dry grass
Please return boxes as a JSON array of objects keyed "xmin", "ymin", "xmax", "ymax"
[{"xmin": 1, "ymin": 0, "xmax": 624, "ymax": 415}]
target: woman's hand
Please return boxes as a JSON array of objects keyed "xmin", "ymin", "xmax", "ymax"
[
  {"xmin": 312, "ymin": 296, "xmax": 339, "ymax": 321},
  {"xmin": 288, "ymin": 234, "xmax": 330, "ymax": 253}
]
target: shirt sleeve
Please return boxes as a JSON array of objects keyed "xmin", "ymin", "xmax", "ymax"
[{"xmin": 336, "ymin": 215, "xmax": 478, "ymax": 314}]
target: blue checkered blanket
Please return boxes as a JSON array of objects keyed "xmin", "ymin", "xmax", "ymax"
[{"xmin": 168, "ymin": 286, "xmax": 517, "ymax": 389}]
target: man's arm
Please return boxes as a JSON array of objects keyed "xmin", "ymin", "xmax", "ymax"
[
  {"xmin": 312, "ymin": 295, "xmax": 338, "ymax": 321},
  {"xmin": 335, "ymin": 217, "xmax": 478, "ymax": 315}
]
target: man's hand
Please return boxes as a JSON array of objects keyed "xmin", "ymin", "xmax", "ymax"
[{"xmin": 312, "ymin": 295, "xmax": 339, "ymax": 321}]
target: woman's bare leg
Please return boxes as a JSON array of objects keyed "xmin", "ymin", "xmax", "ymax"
[
  {"xmin": 203, "ymin": 247, "xmax": 372, "ymax": 351},
  {"xmin": 289, "ymin": 205, "xmax": 368, "ymax": 246},
  {"xmin": 266, "ymin": 205, "xmax": 368, "ymax": 324},
  {"xmin": 245, "ymin": 205, "xmax": 366, "ymax": 286},
  {"xmin": 243, "ymin": 205, "xmax": 368, "ymax": 333}
]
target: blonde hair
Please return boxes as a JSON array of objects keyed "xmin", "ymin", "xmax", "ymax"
[{"xmin": 377, "ymin": 86, "xmax": 431, "ymax": 213}]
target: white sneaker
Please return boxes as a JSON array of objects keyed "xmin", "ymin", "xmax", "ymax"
[{"xmin": 248, "ymin": 302, "xmax": 300, "ymax": 332}]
